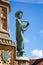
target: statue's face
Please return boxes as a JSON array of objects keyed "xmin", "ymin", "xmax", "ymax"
[
  {"xmin": 15, "ymin": 11, "xmax": 23, "ymax": 19},
  {"xmin": 18, "ymin": 13, "xmax": 22, "ymax": 19}
]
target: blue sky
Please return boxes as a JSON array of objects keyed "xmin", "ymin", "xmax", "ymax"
[
  {"xmin": 10, "ymin": 0, "xmax": 43, "ymax": 3},
  {"xmin": 9, "ymin": 0, "xmax": 43, "ymax": 59}
]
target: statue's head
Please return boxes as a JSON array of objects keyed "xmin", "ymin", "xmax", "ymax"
[{"xmin": 15, "ymin": 11, "xmax": 23, "ymax": 19}]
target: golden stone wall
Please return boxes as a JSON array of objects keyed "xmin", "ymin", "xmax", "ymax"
[
  {"xmin": 0, "ymin": 50, "xmax": 11, "ymax": 65},
  {"xmin": 0, "ymin": 44, "xmax": 16, "ymax": 65}
]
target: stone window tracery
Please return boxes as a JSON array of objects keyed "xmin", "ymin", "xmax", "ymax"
[{"xmin": 0, "ymin": 6, "xmax": 7, "ymax": 31}]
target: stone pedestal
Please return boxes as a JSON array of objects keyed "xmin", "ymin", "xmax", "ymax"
[{"xmin": 16, "ymin": 56, "xmax": 29, "ymax": 65}]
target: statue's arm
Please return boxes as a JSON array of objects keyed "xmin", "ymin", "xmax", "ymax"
[
  {"xmin": 22, "ymin": 22, "xmax": 29, "ymax": 31},
  {"xmin": 16, "ymin": 19, "xmax": 22, "ymax": 25},
  {"xmin": 22, "ymin": 26, "xmax": 28, "ymax": 31}
]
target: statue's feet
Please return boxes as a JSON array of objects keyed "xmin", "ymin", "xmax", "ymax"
[{"xmin": 17, "ymin": 50, "xmax": 25, "ymax": 57}]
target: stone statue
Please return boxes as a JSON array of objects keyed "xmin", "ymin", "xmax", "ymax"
[{"xmin": 15, "ymin": 11, "xmax": 29, "ymax": 56}]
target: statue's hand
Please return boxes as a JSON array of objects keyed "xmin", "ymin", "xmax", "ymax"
[
  {"xmin": 25, "ymin": 22, "xmax": 29, "ymax": 28},
  {"xmin": 27, "ymin": 22, "xmax": 29, "ymax": 26}
]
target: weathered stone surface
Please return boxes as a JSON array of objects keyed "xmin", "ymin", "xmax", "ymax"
[{"xmin": 0, "ymin": 0, "xmax": 16, "ymax": 65}]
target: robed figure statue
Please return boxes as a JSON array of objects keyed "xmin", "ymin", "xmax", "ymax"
[{"xmin": 15, "ymin": 11, "xmax": 29, "ymax": 56}]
